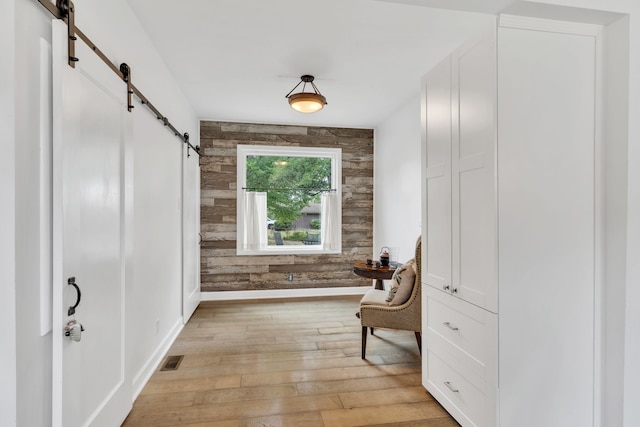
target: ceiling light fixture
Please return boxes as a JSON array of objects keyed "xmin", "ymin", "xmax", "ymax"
[{"xmin": 285, "ymin": 75, "xmax": 327, "ymax": 113}]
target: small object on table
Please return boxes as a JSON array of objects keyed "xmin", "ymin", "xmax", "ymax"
[
  {"xmin": 353, "ymin": 261, "xmax": 397, "ymax": 290},
  {"xmin": 366, "ymin": 258, "xmax": 372, "ymax": 265},
  {"xmin": 380, "ymin": 246, "xmax": 390, "ymax": 266}
]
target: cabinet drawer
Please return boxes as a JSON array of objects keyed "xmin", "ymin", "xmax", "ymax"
[
  {"xmin": 425, "ymin": 286, "xmax": 497, "ymax": 384},
  {"xmin": 425, "ymin": 347, "xmax": 496, "ymax": 427}
]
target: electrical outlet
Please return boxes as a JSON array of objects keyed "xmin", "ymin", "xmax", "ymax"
[{"xmin": 287, "ymin": 273, "xmax": 294, "ymax": 282}]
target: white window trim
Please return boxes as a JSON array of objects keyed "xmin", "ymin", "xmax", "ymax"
[{"xmin": 237, "ymin": 144, "xmax": 342, "ymax": 256}]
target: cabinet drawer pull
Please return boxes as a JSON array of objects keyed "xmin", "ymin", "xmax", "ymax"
[
  {"xmin": 443, "ymin": 321, "xmax": 459, "ymax": 331},
  {"xmin": 443, "ymin": 285, "xmax": 450, "ymax": 291},
  {"xmin": 451, "ymin": 287, "xmax": 458, "ymax": 294},
  {"xmin": 443, "ymin": 381, "xmax": 459, "ymax": 393}
]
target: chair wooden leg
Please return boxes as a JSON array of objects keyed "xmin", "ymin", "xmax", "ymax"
[
  {"xmin": 370, "ymin": 327, "xmax": 374, "ymax": 335},
  {"xmin": 361, "ymin": 326, "xmax": 368, "ymax": 359},
  {"xmin": 415, "ymin": 331, "xmax": 422, "ymax": 354}
]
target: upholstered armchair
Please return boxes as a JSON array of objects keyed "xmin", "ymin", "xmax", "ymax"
[{"xmin": 358, "ymin": 236, "xmax": 422, "ymax": 359}]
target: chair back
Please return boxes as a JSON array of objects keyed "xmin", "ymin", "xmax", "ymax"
[{"xmin": 403, "ymin": 235, "xmax": 421, "ymax": 326}]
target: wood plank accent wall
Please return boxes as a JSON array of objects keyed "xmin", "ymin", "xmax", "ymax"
[{"xmin": 200, "ymin": 121, "xmax": 375, "ymax": 292}]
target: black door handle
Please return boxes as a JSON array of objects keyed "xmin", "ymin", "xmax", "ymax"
[{"xmin": 67, "ymin": 276, "xmax": 81, "ymax": 316}]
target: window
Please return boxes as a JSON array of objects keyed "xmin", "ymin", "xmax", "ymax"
[{"xmin": 237, "ymin": 145, "xmax": 342, "ymax": 255}]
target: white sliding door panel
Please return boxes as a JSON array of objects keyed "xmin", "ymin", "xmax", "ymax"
[
  {"xmin": 52, "ymin": 20, "xmax": 131, "ymax": 427},
  {"xmin": 498, "ymin": 26, "xmax": 596, "ymax": 427},
  {"xmin": 183, "ymin": 149, "xmax": 200, "ymax": 322}
]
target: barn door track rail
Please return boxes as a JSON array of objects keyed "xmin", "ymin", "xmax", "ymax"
[{"xmin": 37, "ymin": 0, "xmax": 200, "ymax": 159}]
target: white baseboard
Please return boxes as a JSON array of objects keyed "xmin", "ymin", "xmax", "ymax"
[
  {"xmin": 132, "ymin": 316, "xmax": 184, "ymax": 400},
  {"xmin": 201, "ymin": 286, "xmax": 370, "ymax": 301}
]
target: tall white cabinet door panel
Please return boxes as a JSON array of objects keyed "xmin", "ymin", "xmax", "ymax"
[
  {"xmin": 52, "ymin": 21, "xmax": 132, "ymax": 427},
  {"xmin": 451, "ymin": 35, "xmax": 498, "ymax": 313},
  {"xmin": 423, "ymin": 58, "xmax": 452, "ymax": 292},
  {"xmin": 497, "ymin": 25, "xmax": 597, "ymax": 427}
]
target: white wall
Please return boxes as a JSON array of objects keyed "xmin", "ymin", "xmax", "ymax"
[
  {"xmin": 130, "ymin": 105, "xmax": 184, "ymax": 395},
  {"xmin": 623, "ymin": 13, "xmax": 640, "ymax": 427},
  {"xmin": 11, "ymin": 0, "xmax": 199, "ymax": 424},
  {"xmin": 603, "ymin": 15, "xmax": 629, "ymax": 427},
  {"xmin": 526, "ymin": 3, "xmax": 640, "ymax": 426},
  {"xmin": 373, "ymin": 96, "xmax": 422, "ymax": 265},
  {"xmin": 1, "ymin": 0, "xmax": 16, "ymax": 424}
]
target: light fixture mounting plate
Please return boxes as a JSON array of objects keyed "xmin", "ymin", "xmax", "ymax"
[{"xmin": 301, "ymin": 75, "xmax": 315, "ymax": 83}]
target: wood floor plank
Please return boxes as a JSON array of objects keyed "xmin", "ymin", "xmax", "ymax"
[
  {"xmin": 366, "ymin": 418, "xmax": 461, "ymax": 427},
  {"xmin": 156, "ymin": 354, "xmax": 386, "ymax": 380},
  {"xmin": 141, "ymin": 374, "xmax": 242, "ymax": 394},
  {"xmin": 338, "ymin": 386, "xmax": 434, "ymax": 408},
  {"xmin": 295, "ymin": 373, "xmax": 424, "ymax": 396},
  {"xmin": 130, "ymin": 390, "xmax": 199, "ymax": 409},
  {"xmin": 318, "ymin": 326, "xmax": 362, "ymax": 334},
  {"xmin": 239, "ymin": 412, "xmax": 326, "ymax": 427},
  {"xmin": 320, "ymin": 401, "xmax": 451, "ymax": 427},
  {"xmin": 125, "ymin": 394, "xmax": 343, "ymax": 426},
  {"xmin": 167, "ymin": 420, "xmax": 241, "ymax": 427},
  {"xmin": 246, "ymin": 321, "xmax": 347, "ymax": 332},
  {"xmin": 217, "ymin": 349, "xmax": 344, "ymax": 366},
  {"xmin": 178, "ymin": 354, "xmax": 223, "ymax": 368},
  {"xmin": 240, "ymin": 362, "xmax": 419, "ymax": 388},
  {"xmin": 122, "ymin": 296, "xmax": 459, "ymax": 427},
  {"xmin": 275, "ymin": 332, "xmax": 362, "ymax": 344},
  {"xmin": 193, "ymin": 384, "xmax": 298, "ymax": 405},
  {"xmin": 168, "ymin": 341, "xmax": 320, "ymax": 356}
]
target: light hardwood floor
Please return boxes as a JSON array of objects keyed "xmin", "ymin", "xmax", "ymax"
[{"xmin": 122, "ymin": 295, "xmax": 460, "ymax": 427}]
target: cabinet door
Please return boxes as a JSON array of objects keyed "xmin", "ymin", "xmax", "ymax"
[
  {"xmin": 423, "ymin": 58, "xmax": 452, "ymax": 293},
  {"xmin": 451, "ymin": 33, "xmax": 498, "ymax": 313}
]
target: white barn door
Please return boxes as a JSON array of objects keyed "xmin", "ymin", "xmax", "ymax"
[
  {"xmin": 51, "ymin": 20, "xmax": 131, "ymax": 427},
  {"xmin": 183, "ymin": 150, "xmax": 201, "ymax": 322}
]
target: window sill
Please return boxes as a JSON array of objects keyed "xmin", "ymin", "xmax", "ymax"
[{"xmin": 237, "ymin": 246, "xmax": 341, "ymax": 256}]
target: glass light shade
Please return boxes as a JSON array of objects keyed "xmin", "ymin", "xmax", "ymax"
[{"xmin": 288, "ymin": 92, "xmax": 327, "ymax": 113}]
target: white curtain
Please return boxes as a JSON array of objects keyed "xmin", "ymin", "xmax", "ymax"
[
  {"xmin": 242, "ymin": 191, "xmax": 267, "ymax": 251},
  {"xmin": 320, "ymin": 191, "xmax": 340, "ymax": 251}
]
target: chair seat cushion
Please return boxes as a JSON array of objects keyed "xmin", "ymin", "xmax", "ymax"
[{"xmin": 359, "ymin": 289, "xmax": 389, "ymax": 306}]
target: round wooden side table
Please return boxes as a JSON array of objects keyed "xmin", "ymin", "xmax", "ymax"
[{"xmin": 352, "ymin": 261, "xmax": 396, "ymax": 290}]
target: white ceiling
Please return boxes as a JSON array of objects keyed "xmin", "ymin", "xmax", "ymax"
[{"xmin": 126, "ymin": 0, "xmax": 500, "ymax": 128}]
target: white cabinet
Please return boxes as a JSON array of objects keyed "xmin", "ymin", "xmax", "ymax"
[{"xmin": 422, "ymin": 16, "xmax": 601, "ymax": 427}]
